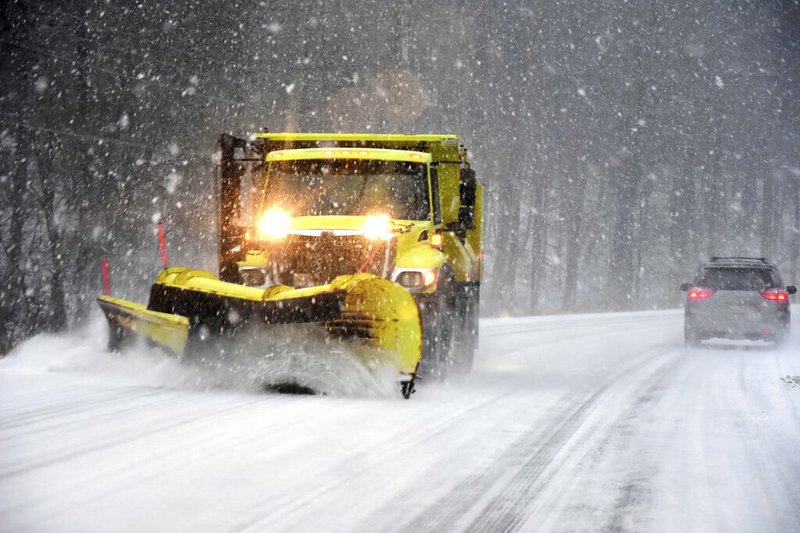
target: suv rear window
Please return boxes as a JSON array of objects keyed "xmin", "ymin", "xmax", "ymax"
[{"xmin": 698, "ymin": 268, "xmax": 777, "ymax": 290}]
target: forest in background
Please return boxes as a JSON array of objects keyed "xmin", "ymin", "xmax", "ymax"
[{"xmin": 1, "ymin": 0, "xmax": 799, "ymax": 350}]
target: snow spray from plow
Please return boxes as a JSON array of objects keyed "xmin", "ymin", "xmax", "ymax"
[
  {"xmin": 1, "ymin": 315, "xmax": 403, "ymax": 398},
  {"xmin": 97, "ymin": 268, "xmax": 422, "ymax": 397}
]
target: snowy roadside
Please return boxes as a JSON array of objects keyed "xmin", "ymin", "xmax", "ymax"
[{"xmin": 1, "ymin": 308, "xmax": 798, "ymax": 532}]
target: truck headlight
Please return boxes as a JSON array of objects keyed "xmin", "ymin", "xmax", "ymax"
[
  {"xmin": 257, "ymin": 209, "xmax": 291, "ymax": 240},
  {"xmin": 362, "ymin": 214, "xmax": 392, "ymax": 240}
]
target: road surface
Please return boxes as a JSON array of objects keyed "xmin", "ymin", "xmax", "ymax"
[{"xmin": 1, "ymin": 308, "xmax": 799, "ymax": 532}]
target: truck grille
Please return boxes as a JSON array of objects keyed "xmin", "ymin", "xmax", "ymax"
[{"xmin": 271, "ymin": 233, "xmax": 395, "ymax": 287}]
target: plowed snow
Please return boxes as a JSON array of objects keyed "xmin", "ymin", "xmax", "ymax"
[{"xmin": 2, "ymin": 308, "xmax": 799, "ymax": 532}]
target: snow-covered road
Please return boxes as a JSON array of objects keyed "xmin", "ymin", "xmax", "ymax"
[{"xmin": 2, "ymin": 309, "xmax": 799, "ymax": 532}]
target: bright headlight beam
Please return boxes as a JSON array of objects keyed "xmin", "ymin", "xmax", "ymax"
[
  {"xmin": 362, "ymin": 214, "xmax": 392, "ymax": 240},
  {"xmin": 257, "ymin": 209, "xmax": 291, "ymax": 240}
]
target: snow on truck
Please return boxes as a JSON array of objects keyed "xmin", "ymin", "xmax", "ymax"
[{"xmin": 97, "ymin": 133, "xmax": 483, "ymax": 397}]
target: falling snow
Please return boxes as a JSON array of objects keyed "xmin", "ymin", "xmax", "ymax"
[{"xmin": 0, "ymin": 1, "xmax": 797, "ymax": 350}]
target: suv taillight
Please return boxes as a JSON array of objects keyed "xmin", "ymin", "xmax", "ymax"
[
  {"xmin": 761, "ymin": 289, "xmax": 789, "ymax": 302},
  {"xmin": 687, "ymin": 287, "xmax": 714, "ymax": 300}
]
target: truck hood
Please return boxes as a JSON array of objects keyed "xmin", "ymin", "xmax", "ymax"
[
  {"xmin": 285, "ymin": 216, "xmax": 444, "ymax": 269},
  {"xmin": 259, "ymin": 215, "xmax": 443, "ymax": 271},
  {"xmin": 285, "ymin": 215, "xmax": 428, "ymax": 237}
]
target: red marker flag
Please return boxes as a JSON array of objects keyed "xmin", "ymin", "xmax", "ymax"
[
  {"xmin": 158, "ymin": 223, "xmax": 168, "ymax": 268},
  {"xmin": 102, "ymin": 259, "xmax": 110, "ymax": 295}
]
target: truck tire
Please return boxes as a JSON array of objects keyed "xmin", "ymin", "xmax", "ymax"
[
  {"xmin": 418, "ymin": 288, "xmax": 456, "ymax": 381},
  {"xmin": 451, "ymin": 286, "xmax": 478, "ymax": 373}
]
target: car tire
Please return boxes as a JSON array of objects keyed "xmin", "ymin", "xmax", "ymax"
[
  {"xmin": 684, "ymin": 323, "xmax": 701, "ymax": 346},
  {"xmin": 774, "ymin": 326, "xmax": 790, "ymax": 345}
]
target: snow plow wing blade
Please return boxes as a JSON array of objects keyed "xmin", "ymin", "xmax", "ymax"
[
  {"xmin": 97, "ymin": 268, "xmax": 422, "ymax": 376},
  {"xmin": 97, "ymin": 295, "xmax": 190, "ymax": 354}
]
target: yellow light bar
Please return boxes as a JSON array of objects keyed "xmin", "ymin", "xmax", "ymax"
[
  {"xmin": 254, "ymin": 132, "xmax": 458, "ymax": 143},
  {"xmin": 266, "ymin": 147, "xmax": 432, "ymax": 164}
]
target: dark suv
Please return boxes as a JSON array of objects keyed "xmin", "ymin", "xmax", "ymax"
[{"xmin": 681, "ymin": 257, "xmax": 796, "ymax": 345}]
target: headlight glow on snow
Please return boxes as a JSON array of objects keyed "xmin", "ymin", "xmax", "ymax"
[
  {"xmin": 362, "ymin": 214, "xmax": 392, "ymax": 240},
  {"xmin": 257, "ymin": 209, "xmax": 292, "ymax": 240}
]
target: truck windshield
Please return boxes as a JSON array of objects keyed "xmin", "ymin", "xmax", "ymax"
[{"xmin": 262, "ymin": 159, "xmax": 429, "ymax": 220}]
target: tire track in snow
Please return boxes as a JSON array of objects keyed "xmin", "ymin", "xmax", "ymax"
[
  {"xmin": 0, "ymin": 383, "xmax": 106, "ymax": 411},
  {"xmin": 524, "ymin": 349, "xmax": 684, "ymax": 532},
  {"xmin": 0, "ymin": 393, "xmax": 269, "ymax": 479},
  {"xmin": 403, "ymin": 395, "xmax": 599, "ymax": 532},
  {"xmin": 231, "ymin": 390, "xmax": 520, "ymax": 532},
  {"xmin": 0, "ymin": 389, "xmax": 179, "ymax": 439},
  {"xmin": 596, "ymin": 345, "xmax": 800, "ymax": 533},
  {"xmin": 396, "ymin": 345, "xmax": 681, "ymax": 532},
  {"xmin": 471, "ymin": 347, "xmax": 685, "ymax": 533},
  {"xmin": 355, "ymin": 393, "xmax": 566, "ymax": 532},
  {"xmin": 478, "ymin": 319, "xmax": 680, "ymax": 370},
  {"xmin": 1, "ymin": 394, "xmax": 327, "ymax": 524},
  {"xmin": 725, "ymin": 353, "xmax": 800, "ymax": 529},
  {"xmin": 483, "ymin": 312, "xmax": 679, "ymax": 339},
  {"xmin": 0, "ymin": 387, "xmax": 154, "ymax": 427},
  {"xmin": 594, "ymin": 351, "xmax": 688, "ymax": 533}
]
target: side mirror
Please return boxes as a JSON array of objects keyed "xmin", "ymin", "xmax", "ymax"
[
  {"xmin": 457, "ymin": 167, "xmax": 477, "ymax": 231},
  {"xmin": 787, "ymin": 286, "xmax": 797, "ymax": 295},
  {"xmin": 680, "ymin": 282, "xmax": 692, "ymax": 292},
  {"xmin": 456, "ymin": 206, "xmax": 474, "ymax": 231},
  {"xmin": 429, "ymin": 166, "xmax": 442, "ymax": 225},
  {"xmin": 460, "ymin": 168, "xmax": 477, "ymax": 207}
]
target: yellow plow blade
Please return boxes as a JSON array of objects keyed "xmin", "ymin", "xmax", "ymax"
[
  {"xmin": 97, "ymin": 269, "xmax": 422, "ymax": 379},
  {"xmin": 328, "ymin": 274, "xmax": 422, "ymax": 376},
  {"xmin": 97, "ymin": 295, "xmax": 189, "ymax": 354}
]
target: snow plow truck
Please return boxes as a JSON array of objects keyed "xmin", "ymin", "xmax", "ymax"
[{"xmin": 97, "ymin": 133, "xmax": 483, "ymax": 397}]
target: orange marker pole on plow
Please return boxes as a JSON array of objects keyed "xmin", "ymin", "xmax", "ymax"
[{"xmin": 158, "ymin": 223, "xmax": 168, "ymax": 268}]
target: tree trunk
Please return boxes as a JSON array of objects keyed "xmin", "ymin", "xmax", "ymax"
[
  {"xmin": 529, "ymin": 174, "xmax": 550, "ymax": 314},
  {"xmin": 759, "ymin": 171, "xmax": 775, "ymax": 260},
  {"xmin": 0, "ymin": 127, "xmax": 32, "ymax": 341},
  {"xmin": 32, "ymin": 141, "xmax": 68, "ymax": 332},
  {"xmin": 790, "ymin": 182, "xmax": 800, "ymax": 283},
  {"xmin": 562, "ymin": 174, "xmax": 587, "ymax": 312},
  {"xmin": 606, "ymin": 169, "xmax": 640, "ymax": 311}
]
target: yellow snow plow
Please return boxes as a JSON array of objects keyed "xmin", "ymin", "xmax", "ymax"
[
  {"xmin": 98, "ymin": 132, "xmax": 482, "ymax": 398},
  {"xmin": 98, "ymin": 268, "xmax": 422, "ymax": 389}
]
